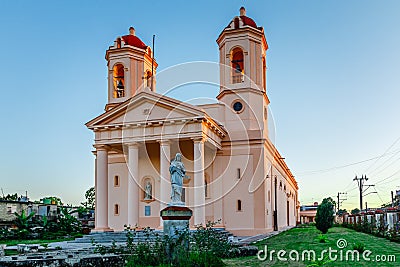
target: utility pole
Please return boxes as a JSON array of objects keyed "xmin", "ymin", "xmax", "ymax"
[
  {"xmin": 365, "ymin": 202, "xmax": 368, "ymax": 210},
  {"xmin": 150, "ymin": 34, "xmax": 155, "ymax": 91},
  {"xmin": 391, "ymin": 191, "xmax": 394, "ymax": 207},
  {"xmin": 337, "ymin": 192, "xmax": 347, "ymax": 212},
  {"xmin": 353, "ymin": 175, "xmax": 374, "ymax": 211}
]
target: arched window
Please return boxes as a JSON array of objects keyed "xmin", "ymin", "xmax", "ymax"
[
  {"xmin": 145, "ymin": 70, "xmax": 152, "ymax": 89},
  {"xmin": 231, "ymin": 48, "xmax": 244, "ymax": 83},
  {"xmin": 114, "ymin": 204, "xmax": 119, "ymax": 215},
  {"xmin": 237, "ymin": 200, "xmax": 242, "ymax": 211},
  {"xmin": 114, "ymin": 175, "xmax": 120, "ymax": 187},
  {"xmin": 113, "ymin": 64, "xmax": 125, "ymax": 98}
]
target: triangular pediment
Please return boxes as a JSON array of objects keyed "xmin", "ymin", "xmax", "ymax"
[{"xmin": 86, "ymin": 90, "xmax": 205, "ymax": 127}]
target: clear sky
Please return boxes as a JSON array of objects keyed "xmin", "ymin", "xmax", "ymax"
[{"xmin": 0, "ymin": 0, "xmax": 399, "ymax": 211}]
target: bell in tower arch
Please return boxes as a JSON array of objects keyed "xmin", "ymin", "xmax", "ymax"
[{"xmin": 116, "ymin": 79, "xmax": 125, "ymax": 98}]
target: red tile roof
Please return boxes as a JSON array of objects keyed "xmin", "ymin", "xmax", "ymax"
[
  {"xmin": 240, "ymin": 16, "xmax": 257, "ymax": 28},
  {"xmin": 121, "ymin": 35, "xmax": 147, "ymax": 50}
]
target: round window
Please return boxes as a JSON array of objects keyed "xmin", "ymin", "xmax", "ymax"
[{"xmin": 233, "ymin": 101, "xmax": 243, "ymax": 112}]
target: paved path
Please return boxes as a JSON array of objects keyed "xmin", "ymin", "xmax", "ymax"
[{"xmin": 235, "ymin": 226, "xmax": 294, "ymax": 245}]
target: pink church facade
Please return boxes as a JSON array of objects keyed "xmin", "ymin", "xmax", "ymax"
[{"xmin": 86, "ymin": 8, "xmax": 299, "ymax": 236}]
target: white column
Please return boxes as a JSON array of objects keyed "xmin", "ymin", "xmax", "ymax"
[
  {"xmin": 193, "ymin": 138, "xmax": 205, "ymax": 226},
  {"xmin": 95, "ymin": 145, "xmax": 110, "ymax": 231},
  {"xmin": 128, "ymin": 143, "xmax": 139, "ymax": 227}
]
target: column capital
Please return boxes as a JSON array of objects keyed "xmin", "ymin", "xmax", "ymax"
[
  {"xmin": 93, "ymin": 144, "xmax": 109, "ymax": 151},
  {"xmin": 158, "ymin": 139, "xmax": 171, "ymax": 146},
  {"xmin": 125, "ymin": 142, "xmax": 140, "ymax": 148},
  {"xmin": 192, "ymin": 136, "xmax": 206, "ymax": 144}
]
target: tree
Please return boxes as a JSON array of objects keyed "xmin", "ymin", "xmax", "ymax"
[
  {"xmin": 13, "ymin": 210, "xmax": 36, "ymax": 239},
  {"xmin": 337, "ymin": 209, "xmax": 347, "ymax": 216},
  {"xmin": 315, "ymin": 197, "xmax": 335, "ymax": 234},
  {"xmin": 81, "ymin": 187, "xmax": 95, "ymax": 210},
  {"xmin": 57, "ymin": 207, "xmax": 82, "ymax": 233},
  {"xmin": 351, "ymin": 208, "xmax": 360, "ymax": 215},
  {"xmin": 1, "ymin": 193, "xmax": 18, "ymax": 201},
  {"xmin": 14, "ymin": 210, "xmax": 35, "ymax": 230}
]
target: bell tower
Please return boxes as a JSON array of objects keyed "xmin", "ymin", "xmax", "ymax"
[
  {"xmin": 105, "ymin": 27, "xmax": 157, "ymax": 110},
  {"xmin": 216, "ymin": 7, "xmax": 270, "ymax": 136},
  {"xmin": 217, "ymin": 7, "xmax": 268, "ymax": 93}
]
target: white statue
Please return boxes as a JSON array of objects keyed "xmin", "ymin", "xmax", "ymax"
[
  {"xmin": 169, "ymin": 153, "xmax": 185, "ymax": 204},
  {"xmin": 144, "ymin": 181, "xmax": 152, "ymax": 200}
]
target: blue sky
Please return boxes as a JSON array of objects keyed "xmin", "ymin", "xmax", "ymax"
[{"xmin": 0, "ymin": 1, "xmax": 399, "ymax": 210}]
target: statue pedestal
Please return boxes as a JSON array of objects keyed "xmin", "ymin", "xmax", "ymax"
[{"xmin": 160, "ymin": 205, "xmax": 192, "ymax": 238}]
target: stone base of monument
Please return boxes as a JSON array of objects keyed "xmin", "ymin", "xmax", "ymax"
[
  {"xmin": 160, "ymin": 206, "xmax": 192, "ymax": 238},
  {"xmin": 160, "ymin": 205, "xmax": 192, "ymax": 260}
]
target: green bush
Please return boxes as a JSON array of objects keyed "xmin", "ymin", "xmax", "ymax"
[
  {"xmin": 315, "ymin": 198, "xmax": 334, "ymax": 234},
  {"xmin": 123, "ymin": 222, "xmax": 231, "ymax": 266},
  {"xmin": 317, "ymin": 234, "xmax": 328, "ymax": 243},
  {"xmin": 352, "ymin": 242, "xmax": 365, "ymax": 253},
  {"xmin": 388, "ymin": 229, "xmax": 400, "ymax": 243}
]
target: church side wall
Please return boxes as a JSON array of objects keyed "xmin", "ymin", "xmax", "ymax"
[
  {"xmin": 251, "ymin": 145, "xmax": 266, "ymax": 231},
  {"xmin": 221, "ymin": 152, "xmax": 255, "ymax": 234},
  {"xmin": 108, "ymin": 160, "xmax": 128, "ymax": 231}
]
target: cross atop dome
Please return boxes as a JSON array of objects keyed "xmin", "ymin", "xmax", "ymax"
[{"xmin": 238, "ymin": 7, "xmax": 258, "ymax": 28}]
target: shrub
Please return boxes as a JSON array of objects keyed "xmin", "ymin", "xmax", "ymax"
[
  {"xmin": 388, "ymin": 229, "xmax": 400, "ymax": 243},
  {"xmin": 191, "ymin": 221, "xmax": 232, "ymax": 258},
  {"xmin": 123, "ymin": 221, "xmax": 231, "ymax": 266},
  {"xmin": 317, "ymin": 234, "xmax": 328, "ymax": 243},
  {"xmin": 315, "ymin": 198, "xmax": 334, "ymax": 234},
  {"xmin": 352, "ymin": 242, "xmax": 365, "ymax": 253}
]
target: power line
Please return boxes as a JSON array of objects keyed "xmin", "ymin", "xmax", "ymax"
[
  {"xmin": 374, "ymin": 186, "xmax": 386, "ymax": 206},
  {"xmin": 363, "ymin": 136, "xmax": 400, "ymax": 174},
  {"xmin": 341, "ymin": 180, "xmax": 355, "ymax": 192},
  {"xmin": 346, "ymin": 185, "xmax": 359, "ymax": 193},
  {"xmin": 298, "ymin": 148, "xmax": 400, "ymax": 176},
  {"xmin": 374, "ymin": 169, "xmax": 400, "ymax": 185},
  {"xmin": 369, "ymin": 153, "xmax": 400, "ymax": 177}
]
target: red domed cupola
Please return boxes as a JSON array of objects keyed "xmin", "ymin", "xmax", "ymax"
[
  {"xmin": 239, "ymin": 7, "xmax": 257, "ymax": 28},
  {"xmin": 121, "ymin": 27, "xmax": 148, "ymax": 50},
  {"xmin": 224, "ymin": 7, "xmax": 261, "ymax": 30}
]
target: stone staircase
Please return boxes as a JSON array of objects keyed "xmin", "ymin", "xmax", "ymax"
[
  {"xmin": 72, "ymin": 230, "xmax": 164, "ymax": 244},
  {"xmin": 70, "ymin": 228, "xmax": 234, "ymax": 245}
]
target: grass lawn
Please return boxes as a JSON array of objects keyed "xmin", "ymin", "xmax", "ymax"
[{"xmin": 224, "ymin": 226, "xmax": 400, "ymax": 266}]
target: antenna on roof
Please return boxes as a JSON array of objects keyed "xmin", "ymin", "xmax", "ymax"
[{"xmin": 151, "ymin": 34, "xmax": 155, "ymax": 91}]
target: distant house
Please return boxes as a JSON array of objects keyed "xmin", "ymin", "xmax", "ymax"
[
  {"xmin": 0, "ymin": 198, "xmax": 95, "ymax": 228},
  {"xmin": 0, "ymin": 199, "xmax": 30, "ymax": 227},
  {"xmin": 300, "ymin": 202, "xmax": 318, "ymax": 224}
]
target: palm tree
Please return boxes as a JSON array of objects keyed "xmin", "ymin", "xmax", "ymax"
[{"xmin": 14, "ymin": 210, "xmax": 35, "ymax": 231}]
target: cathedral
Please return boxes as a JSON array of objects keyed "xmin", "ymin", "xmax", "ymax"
[{"xmin": 86, "ymin": 7, "xmax": 299, "ymax": 235}]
